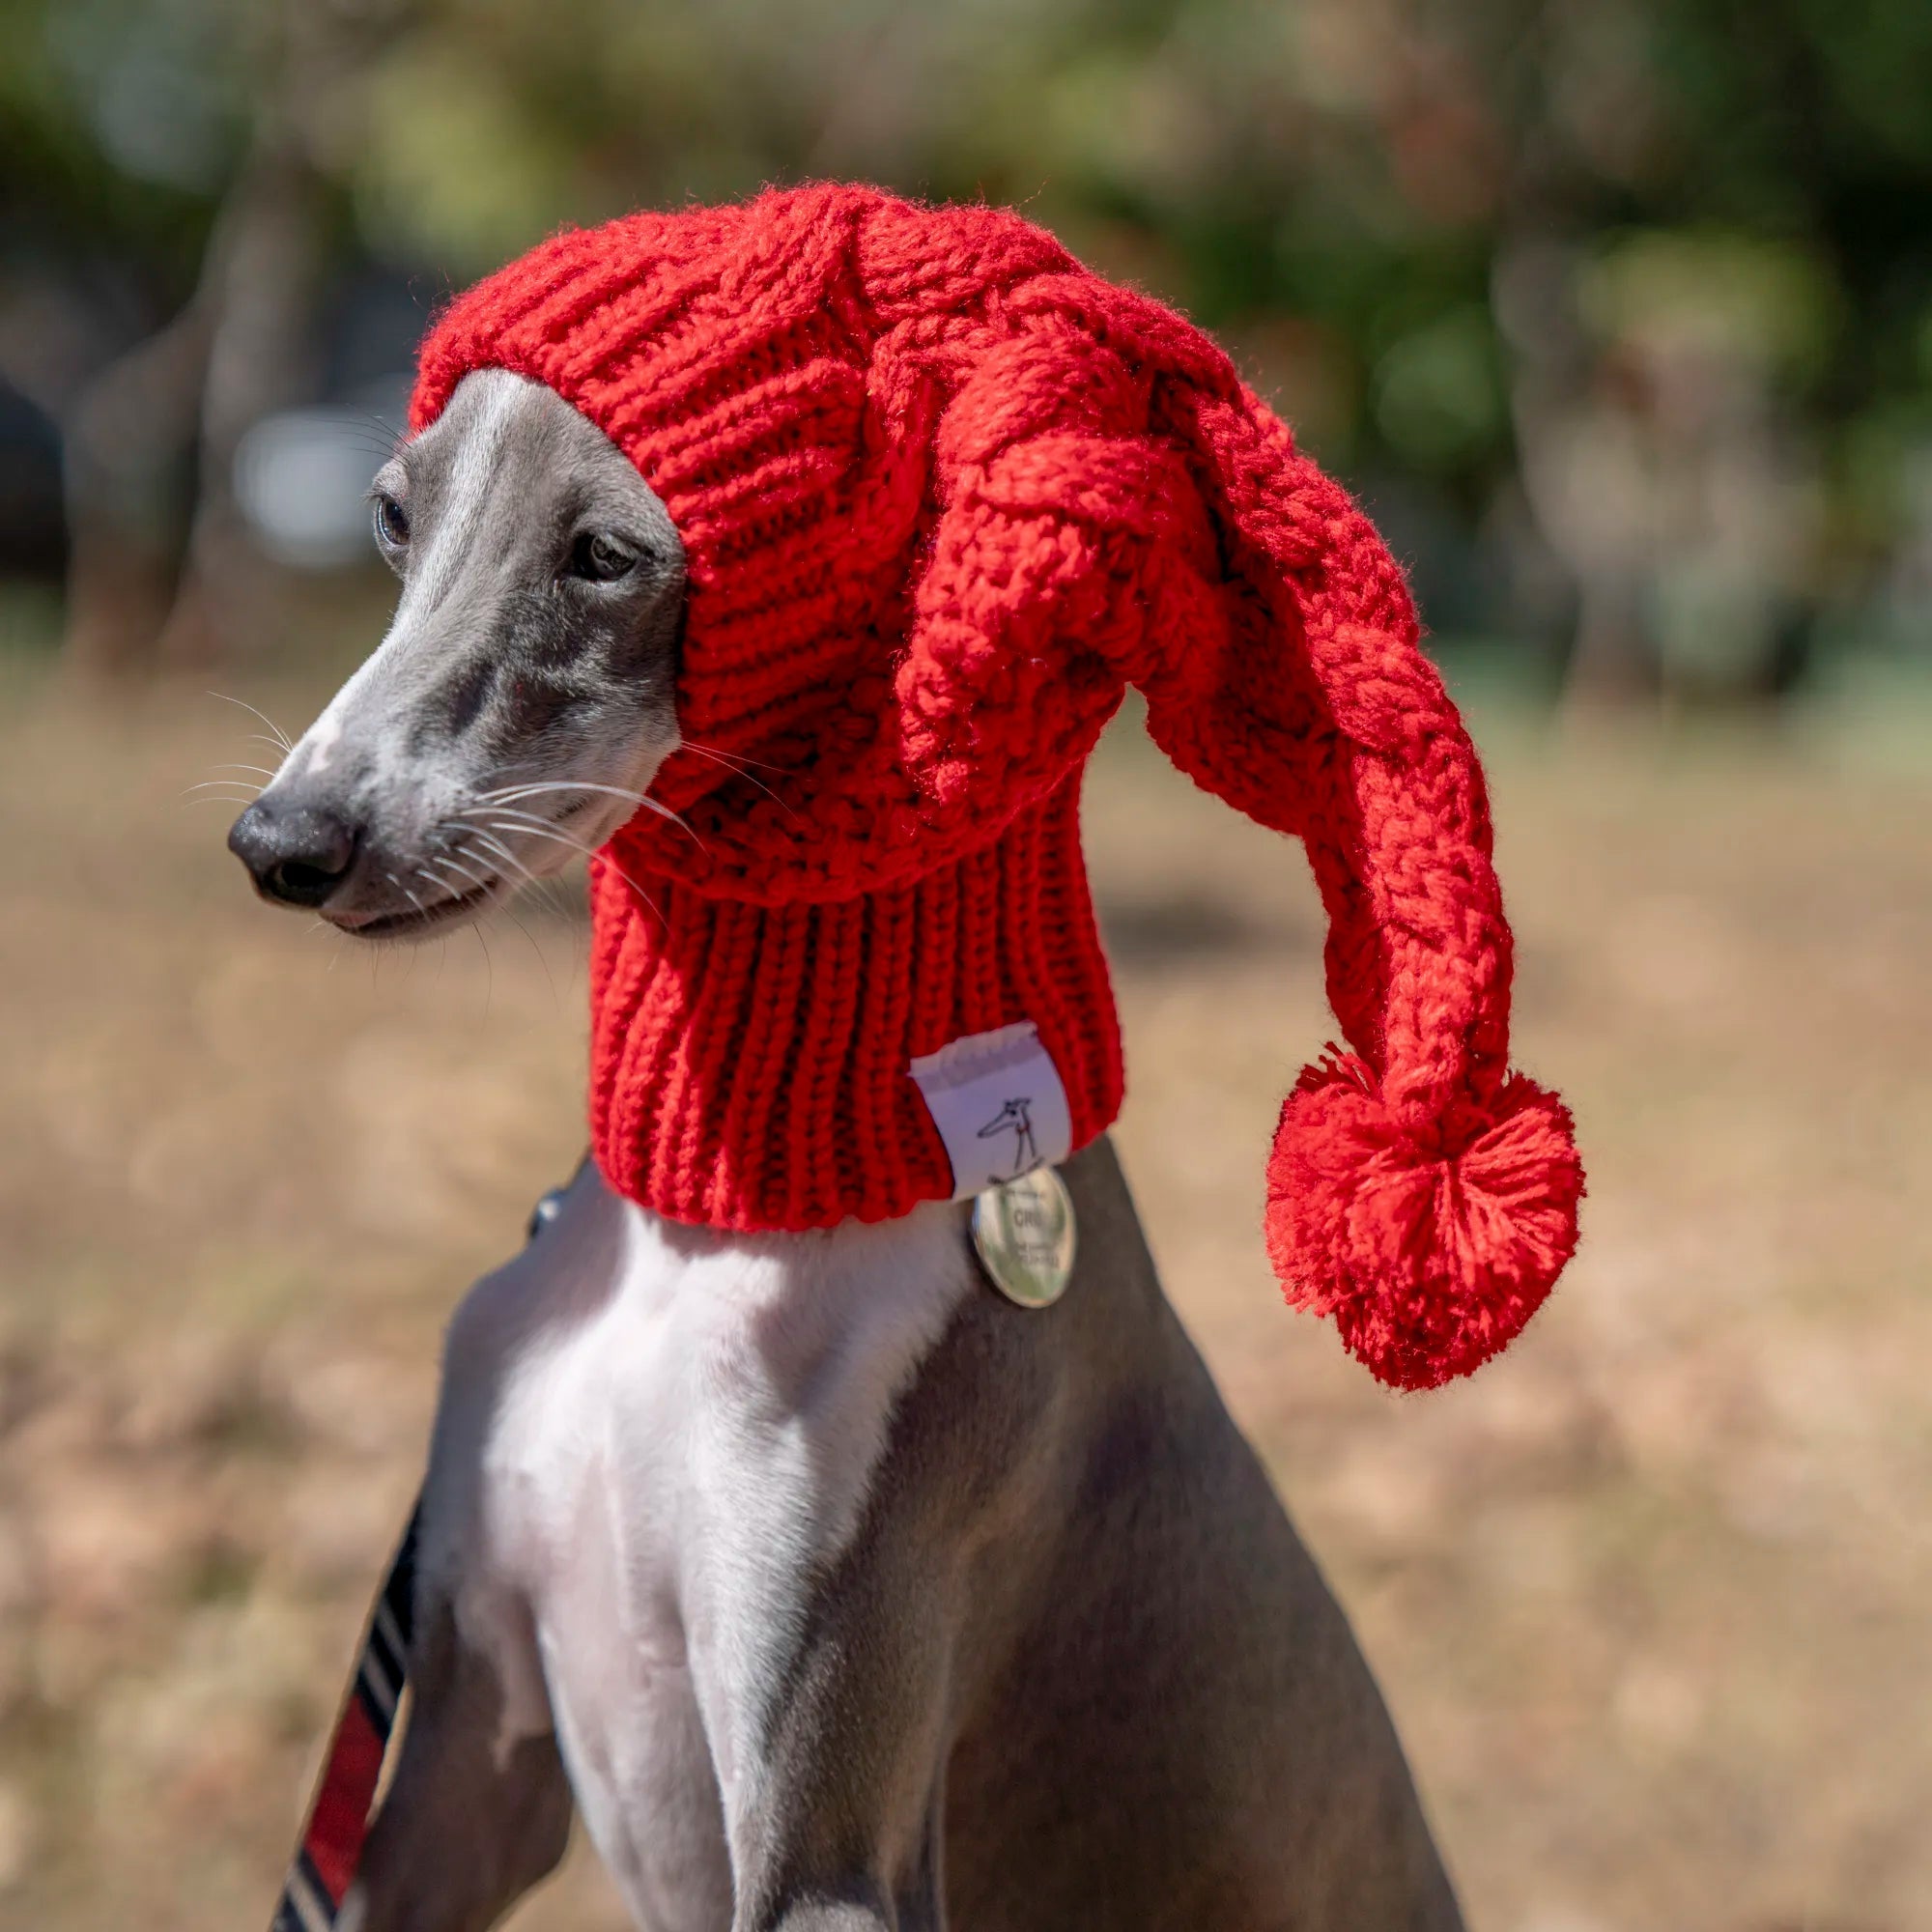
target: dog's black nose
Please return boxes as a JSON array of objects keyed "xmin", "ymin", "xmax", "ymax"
[{"xmin": 228, "ymin": 796, "xmax": 359, "ymax": 908}]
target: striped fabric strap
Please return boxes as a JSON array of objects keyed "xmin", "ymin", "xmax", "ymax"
[
  {"xmin": 266, "ymin": 1171, "xmax": 577, "ymax": 1931},
  {"xmin": 270, "ymin": 1501, "xmax": 419, "ymax": 1932}
]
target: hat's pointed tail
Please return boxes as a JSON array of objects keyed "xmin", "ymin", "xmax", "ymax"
[
  {"xmin": 890, "ymin": 292, "xmax": 1583, "ymax": 1389},
  {"xmin": 1159, "ymin": 384, "xmax": 1584, "ymax": 1388}
]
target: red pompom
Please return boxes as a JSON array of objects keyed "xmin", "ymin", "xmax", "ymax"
[{"xmin": 1264, "ymin": 1056, "xmax": 1583, "ymax": 1390}]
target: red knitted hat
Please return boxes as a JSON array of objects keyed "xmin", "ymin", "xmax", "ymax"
[{"xmin": 410, "ymin": 184, "xmax": 1583, "ymax": 1390}]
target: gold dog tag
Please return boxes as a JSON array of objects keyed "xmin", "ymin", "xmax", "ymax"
[{"xmin": 971, "ymin": 1165, "xmax": 1076, "ymax": 1309}]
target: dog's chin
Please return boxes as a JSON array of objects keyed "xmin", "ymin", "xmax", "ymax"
[{"xmin": 326, "ymin": 875, "xmax": 506, "ymax": 943}]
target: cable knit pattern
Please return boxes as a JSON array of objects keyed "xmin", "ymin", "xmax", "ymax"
[{"xmin": 411, "ymin": 183, "xmax": 1584, "ymax": 1389}]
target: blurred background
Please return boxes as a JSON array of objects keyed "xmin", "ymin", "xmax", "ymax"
[{"xmin": 2, "ymin": 1, "xmax": 1930, "ymax": 1927}]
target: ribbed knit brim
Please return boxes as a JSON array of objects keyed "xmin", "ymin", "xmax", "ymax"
[{"xmin": 587, "ymin": 777, "xmax": 1121, "ymax": 1229}]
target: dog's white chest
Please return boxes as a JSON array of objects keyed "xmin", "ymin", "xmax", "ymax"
[{"xmin": 422, "ymin": 1169, "xmax": 973, "ymax": 1927}]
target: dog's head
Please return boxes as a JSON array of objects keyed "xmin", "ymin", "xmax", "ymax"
[{"xmin": 227, "ymin": 370, "xmax": 686, "ymax": 938}]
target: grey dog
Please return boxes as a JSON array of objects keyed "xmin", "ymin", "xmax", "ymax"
[{"xmin": 229, "ymin": 369, "xmax": 1466, "ymax": 1932}]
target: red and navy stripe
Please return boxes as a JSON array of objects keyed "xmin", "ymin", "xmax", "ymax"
[{"xmin": 270, "ymin": 1505, "xmax": 418, "ymax": 1932}]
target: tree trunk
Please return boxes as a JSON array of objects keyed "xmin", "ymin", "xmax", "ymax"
[
  {"xmin": 154, "ymin": 151, "xmax": 329, "ymax": 668},
  {"xmin": 60, "ymin": 299, "xmax": 213, "ymax": 680},
  {"xmin": 60, "ymin": 0, "xmax": 401, "ymax": 678}
]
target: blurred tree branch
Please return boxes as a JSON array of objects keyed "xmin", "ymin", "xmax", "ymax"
[
  {"xmin": 19, "ymin": 0, "xmax": 1932, "ymax": 696},
  {"xmin": 61, "ymin": 0, "xmax": 408, "ymax": 678}
]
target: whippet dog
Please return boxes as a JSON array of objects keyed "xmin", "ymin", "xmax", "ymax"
[{"xmin": 228, "ymin": 370, "xmax": 1465, "ymax": 1932}]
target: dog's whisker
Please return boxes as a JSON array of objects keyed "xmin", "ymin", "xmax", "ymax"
[
  {"xmin": 474, "ymin": 810, "xmax": 687, "ymax": 891},
  {"xmin": 675, "ymin": 742, "xmax": 799, "ymax": 820},
  {"xmin": 470, "ymin": 918, "xmax": 495, "ymax": 1022},
  {"xmin": 460, "ymin": 828, "xmax": 526, "ymax": 870},
  {"xmin": 677, "ymin": 736, "xmax": 790, "ymax": 776},
  {"xmin": 459, "ymin": 804, "xmax": 558, "ymax": 835},
  {"xmin": 438, "ymin": 851, "xmax": 500, "ymax": 899},
  {"xmin": 610, "ymin": 876, "xmax": 667, "ymax": 932},
  {"xmin": 479, "ymin": 818, "xmax": 666, "ymax": 930},
  {"xmin": 184, "ymin": 778, "xmax": 267, "ymax": 797},
  {"xmin": 208, "ymin": 691, "xmax": 295, "ymax": 754},
  {"xmin": 501, "ymin": 898, "xmax": 560, "ymax": 1010},
  {"xmin": 476, "ymin": 810, "xmax": 674, "ymax": 869},
  {"xmin": 629, "ymin": 794, "xmax": 701, "ymax": 842},
  {"xmin": 464, "ymin": 831, "xmax": 551, "ymax": 898},
  {"xmin": 483, "ymin": 781, "xmax": 653, "ymax": 806},
  {"xmin": 401, "ymin": 867, "xmax": 462, "ymax": 924},
  {"xmin": 481, "ymin": 781, "xmax": 700, "ymax": 844},
  {"xmin": 353, "ymin": 412, "xmax": 408, "ymax": 462},
  {"xmin": 478, "ymin": 817, "xmax": 608, "ymax": 867},
  {"xmin": 418, "ymin": 860, "xmax": 473, "ymax": 907}
]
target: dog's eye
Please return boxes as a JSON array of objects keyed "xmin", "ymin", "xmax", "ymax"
[
  {"xmin": 572, "ymin": 532, "xmax": 635, "ymax": 582},
  {"xmin": 373, "ymin": 494, "xmax": 410, "ymax": 549}
]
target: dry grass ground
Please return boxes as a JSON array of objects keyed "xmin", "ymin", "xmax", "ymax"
[{"xmin": 1, "ymin": 650, "xmax": 1928, "ymax": 1932}]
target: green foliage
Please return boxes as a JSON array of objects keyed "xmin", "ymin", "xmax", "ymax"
[
  {"xmin": 1373, "ymin": 305, "xmax": 1506, "ymax": 467},
  {"xmin": 1580, "ymin": 230, "xmax": 1843, "ymax": 388},
  {"xmin": 6, "ymin": 0, "xmax": 1932, "ymax": 673}
]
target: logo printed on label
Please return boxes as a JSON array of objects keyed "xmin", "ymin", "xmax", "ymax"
[{"xmin": 908, "ymin": 1022, "xmax": 1073, "ymax": 1201}]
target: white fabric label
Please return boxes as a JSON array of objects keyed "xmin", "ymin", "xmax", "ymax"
[{"xmin": 908, "ymin": 1021, "xmax": 1073, "ymax": 1201}]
